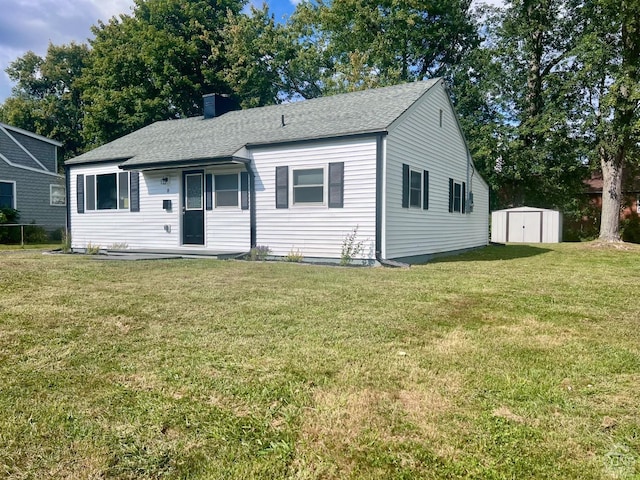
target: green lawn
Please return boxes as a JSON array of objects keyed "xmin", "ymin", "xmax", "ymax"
[{"xmin": 0, "ymin": 244, "xmax": 638, "ymax": 479}]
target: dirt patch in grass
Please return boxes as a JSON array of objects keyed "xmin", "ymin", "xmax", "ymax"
[
  {"xmin": 429, "ymin": 328, "xmax": 476, "ymax": 356},
  {"xmin": 585, "ymin": 240, "xmax": 640, "ymax": 251},
  {"xmin": 292, "ymin": 373, "xmax": 465, "ymax": 476}
]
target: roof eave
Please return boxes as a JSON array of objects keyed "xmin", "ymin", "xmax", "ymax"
[
  {"xmin": 244, "ymin": 129, "xmax": 388, "ymax": 149},
  {"xmin": 119, "ymin": 156, "xmax": 250, "ymax": 171},
  {"xmin": 0, "ymin": 122, "xmax": 63, "ymax": 147}
]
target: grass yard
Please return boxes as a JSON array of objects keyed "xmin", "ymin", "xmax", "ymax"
[{"xmin": 0, "ymin": 243, "xmax": 639, "ymax": 479}]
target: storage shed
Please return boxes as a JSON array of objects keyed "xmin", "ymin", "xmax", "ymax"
[{"xmin": 491, "ymin": 206, "xmax": 562, "ymax": 243}]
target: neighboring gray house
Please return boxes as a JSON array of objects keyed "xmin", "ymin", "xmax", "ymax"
[
  {"xmin": 66, "ymin": 79, "xmax": 489, "ymax": 263},
  {"xmin": 0, "ymin": 123, "xmax": 65, "ymax": 229}
]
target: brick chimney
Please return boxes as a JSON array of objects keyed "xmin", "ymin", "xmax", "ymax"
[{"xmin": 203, "ymin": 94, "xmax": 239, "ymax": 119}]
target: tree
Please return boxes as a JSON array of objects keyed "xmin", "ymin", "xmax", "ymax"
[
  {"xmin": 81, "ymin": 0, "xmax": 244, "ymax": 147},
  {"xmin": 570, "ymin": 0, "xmax": 640, "ymax": 241},
  {"xmin": 221, "ymin": 4, "xmax": 327, "ymax": 107},
  {"xmin": 0, "ymin": 43, "xmax": 90, "ymax": 162},
  {"xmin": 475, "ymin": 0, "xmax": 589, "ymax": 212},
  {"xmin": 290, "ymin": 0, "xmax": 479, "ymax": 92}
]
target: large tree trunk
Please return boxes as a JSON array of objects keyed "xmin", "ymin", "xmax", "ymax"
[{"xmin": 599, "ymin": 149, "xmax": 623, "ymax": 242}]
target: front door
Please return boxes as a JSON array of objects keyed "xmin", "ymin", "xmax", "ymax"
[{"xmin": 183, "ymin": 171, "xmax": 205, "ymax": 245}]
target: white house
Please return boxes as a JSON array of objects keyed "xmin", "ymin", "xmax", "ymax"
[{"xmin": 65, "ymin": 79, "xmax": 489, "ymax": 263}]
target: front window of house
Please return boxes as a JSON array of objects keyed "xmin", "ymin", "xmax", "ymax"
[
  {"xmin": 86, "ymin": 173, "xmax": 130, "ymax": 210},
  {"xmin": 293, "ymin": 168, "xmax": 324, "ymax": 204},
  {"xmin": 215, "ymin": 174, "xmax": 239, "ymax": 207}
]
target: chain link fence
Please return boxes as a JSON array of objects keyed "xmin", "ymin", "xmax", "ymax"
[{"xmin": 0, "ymin": 223, "xmax": 66, "ymax": 246}]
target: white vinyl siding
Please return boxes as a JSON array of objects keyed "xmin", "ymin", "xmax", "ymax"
[
  {"xmin": 384, "ymin": 85, "xmax": 489, "ymax": 259},
  {"xmin": 69, "ymin": 163, "xmax": 250, "ymax": 252},
  {"xmin": 251, "ymin": 137, "xmax": 377, "ymax": 260}
]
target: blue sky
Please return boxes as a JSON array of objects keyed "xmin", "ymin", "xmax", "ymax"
[{"xmin": 0, "ymin": 0, "xmax": 500, "ymax": 104}]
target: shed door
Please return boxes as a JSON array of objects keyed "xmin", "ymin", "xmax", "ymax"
[
  {"xmin": 182, "ymin": 171, "xmax": 204, "ymax": 245},
  {"xmin": 507, "ymin": 212, "xmax": 542, "ymax": 243}
]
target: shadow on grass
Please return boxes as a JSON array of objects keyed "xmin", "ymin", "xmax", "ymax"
[{"xmin": 432, "ymin": 244, "xmax": 553, "ymax": 263}]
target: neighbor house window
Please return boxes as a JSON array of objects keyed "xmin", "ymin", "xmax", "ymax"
[
  {"xmin": 637, "ymin": 195, "xmax": 640, "ymax": 214},
  {"xmin": 50, "ymin": 184, "xmax": 66, "ymax": 206},
  {"xmin": 0, "ymin": 181, "xmax": 15, "ymax": 209},
  {"xmin": 293, "ymin": 168, "xmax": 324, "ymax": 204},
  {"xmin": 86, "ymin": 173, "xmax": 130, "ymax": 211},
  {"xmin": 215, "ymin": 174, "xmax": 239, "ymax": 207}
]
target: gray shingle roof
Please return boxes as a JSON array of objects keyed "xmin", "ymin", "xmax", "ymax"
[{"xmin": 66, "ymin": 79, "xmax": 440, "ymax": 168}]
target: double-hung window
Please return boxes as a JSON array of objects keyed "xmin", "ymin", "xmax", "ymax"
[
  {"xmin": 0, "ymin": 181, "xmax": 15, "ymax": 209},
  {"xmin": 215, "ymin": 174, "xmax": 239, "ymax": 207},
  {"xmin": 402, "ymin": 164, "xmax": 429, "ymax": 210},
  {"xmin": 409, "ymin": 170, "xmax": 421, "ymax": 208},
  {"xmin": 448, "ymin": 178, "xmax": 466, "ymax": 213},
  {"xmin": 50, "ymin": 185, "xmax": 66, "ymax": 206},
  {"xmin": 293, "ymin": 168, "xmax": 324, "ymax": 204},
  {"xmin": 275, "ymin": 164, "xmax": 343, "ymax": 209}
]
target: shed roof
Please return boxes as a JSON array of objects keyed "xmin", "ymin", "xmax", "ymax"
[
  {"xmin": 66, "ymin": 79, "xmax": 441, "ymax": 168},
  {"xmin": 492, "ymin": 206, "xmax": 560, "ymax": 213}
]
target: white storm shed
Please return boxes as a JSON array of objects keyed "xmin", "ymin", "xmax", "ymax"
[{"xmin": 491, "ymin": 206, "xmax": 562, "ymax": 243}]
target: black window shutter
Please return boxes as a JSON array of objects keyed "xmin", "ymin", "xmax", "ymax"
[
  {"xmin": 205, "ymin": 174, "xmax": 213, "ymax": 210},
  {"xmin": 423, "ymin": 170, "xmax": 429, "ymax": 210},
  {"xmin": 76, "ymin": 174, "xmax": 84, "ymax": 213},
  {"xmin": 130, "ymin": 171, "xmax": 140, "ymax": 212},
  {"xmin": 86, "ymin": 175, "xmax": 95, "ymax": 211},
  {"xmin": 402, "ymin": 164, "xmax": 410, "ymax": 208},
  {"xmin": 275, "ymin": 166, "xmax": 288, "ymax": 209},
  {"xmin": 462, "ymin": 182, "xmax": 466, "ymax": 213},
  {"xmin": 328, "ymin": 162, "xmax": 344, "ymax": 208},
  {"xmin": 240, "ymin": 172, "xmax": 249, "ymax": 210},
  {"xmin": 448, "ymin": 178, "xmax": 454, "ymax": 212}
]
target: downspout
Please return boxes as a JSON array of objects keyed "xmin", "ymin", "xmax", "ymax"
[
  {"xmin": 466, "ymin": 150, "xmax": 474, "ymax": 213},
  {"xmin": 374, "ymin": 133, "xmax": 409, "ymax": 268},
  {"xmin": 245, "ymin": 162, "xmax": 257, "ymax": 248},
  {"xmin": 64, "ymin": 164, "xmax": 71, "ymax": 239}
]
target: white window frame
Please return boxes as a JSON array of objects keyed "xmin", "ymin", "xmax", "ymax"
[
  {"xmin": 50, "ymin": 184, "xmax": 66, "ymax": 206},
  {"xmin": 86, "ymin": 172, "xmax": 130, "ymax": 211},
  {"xmin": 0, "ymin": 180, "xmax": 16, "ymax": 209},
  {"xmin": 409, "ymin": 169, "xmax": 422, "ymax": 208},
  {"xmin": 291, "ymin": 167, "xmax": 325, "ymax": 206},
  {"xmin": 453, "ymin": 181, "xmax": 462, "ymax": 213},
  {"xmin": 637, "ymin": 195, "xmax": 640, "ymax": 214},
  {"xmin": 214, "ymin": 173, "xmax": 239, "ymax": 208}
]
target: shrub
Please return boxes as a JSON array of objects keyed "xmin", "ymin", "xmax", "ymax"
[
  {"xmin": 0, "ymin": 208, "xmax": 21, "ymax": 244},
  {"xmin": 284, "ymin": 248, "xmax": 303, "ymax": 262},
  {"xmin": 61, "ymin": 231, "xmax": 72, "ymax": 253},
  {"xmin": 85, "ymin": 242, "xmax": 101, "ymax": 255},
  {"xmin": 621, "ymin": 213, "xmax": 640, "ymax": 244},
  {"xmin": 340, "ymin": 226, "xmax": 364, "ymax": 265},
  {"xmin": 49, "ymin": 228, "xmax": 64, "ymax": 242},
  {"xmin": 249, "ymin": 245, "xmax": 271, "ymax": 261}
]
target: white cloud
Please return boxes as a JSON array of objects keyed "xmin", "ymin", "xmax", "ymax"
[
  {"xmin": 0, "ymin": 0, "xmax": 134, "ymax": 102},
  {"xmin": 0, "ymin": 0, "xmax": 505, "ymax": 103}
]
